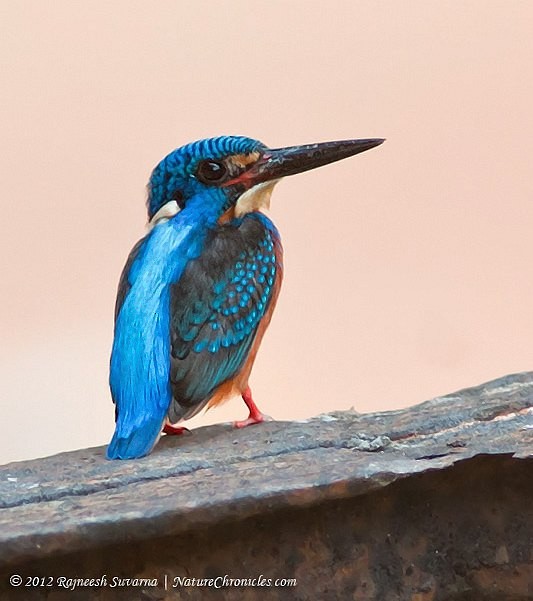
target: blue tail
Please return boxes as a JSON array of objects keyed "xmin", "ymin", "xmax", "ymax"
[{"xmin": 106, "ymin": 414, "xmax": 165, "ymax": 460}]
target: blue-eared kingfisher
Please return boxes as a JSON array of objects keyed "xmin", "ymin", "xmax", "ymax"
[{"xmin": 107, "ymin": 135, "xmax": 384, "ymax": 459}]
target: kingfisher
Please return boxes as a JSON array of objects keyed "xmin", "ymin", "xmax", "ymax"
[{"xmin": 107, "ymin": 135, "xmax": 384, "ymax": 459}]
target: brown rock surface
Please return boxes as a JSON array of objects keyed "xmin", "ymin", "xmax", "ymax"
[{"xmin": 0, "ymin": 372, "xmax": 532, "ymax": 600}]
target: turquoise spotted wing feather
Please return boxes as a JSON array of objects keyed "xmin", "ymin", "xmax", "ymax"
[{"xmin": 168, "ymin": 215, "xmax": 280, "ymax": 420}]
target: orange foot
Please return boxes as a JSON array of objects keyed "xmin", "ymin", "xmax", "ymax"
[
  {"xmin": 233, "ymin": 386, "xmax": 272, "ymax": 429},
  {"xmin": 163, "ymin": 423, "xmax": 190, "ymax": 436}
]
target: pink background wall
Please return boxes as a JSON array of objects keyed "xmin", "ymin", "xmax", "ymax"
[{"xmin": 1, "ymin": 1, "xmax": 532, "ymax": 463}]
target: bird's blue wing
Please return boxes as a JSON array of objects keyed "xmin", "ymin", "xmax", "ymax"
[{"xmin": 168, "ymin": 215, "xmax": 281, "ymax": 421}]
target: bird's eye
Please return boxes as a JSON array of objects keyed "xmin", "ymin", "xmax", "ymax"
[{"xmin": 196, "ymin": 160, "xmax": 228, "ymax": 184}]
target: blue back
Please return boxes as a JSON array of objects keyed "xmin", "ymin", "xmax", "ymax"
[{"xmin": 108, "ymin": 213, "xmax": 202, "ymax": 458}]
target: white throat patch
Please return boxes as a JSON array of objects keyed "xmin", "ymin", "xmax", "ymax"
[
  {"xmin": 147, "ymin": 180, "xmax": 280, "ymax": 230},
  {"xmin": 235, "ymin": 180, "xmax": 280, "ymax": 217},
  {"xmin": 147, "ymin": 200, "xmax": 180, "ymax": 231}
]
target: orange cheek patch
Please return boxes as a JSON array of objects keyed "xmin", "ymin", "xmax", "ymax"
[
  {"xmin": 230, "ymin": 152, "xmax": 261, "ymax": 169},
  {"xmin": 218, "ymin": 206, "xmax": 236, "ymax": 225}
]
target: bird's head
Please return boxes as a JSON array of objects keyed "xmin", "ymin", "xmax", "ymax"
[{"xmin": 147, "ymin": 135, "xmax": 384, "ymax": 228}]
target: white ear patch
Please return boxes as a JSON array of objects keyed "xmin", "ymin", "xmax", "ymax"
[
  {"xmin": 235, "ymin": 180, "xmax": 280, "ymax": 217},
  {"xmin": 147, "ymin": 200, "xmax": 180, "ymax": 231}
]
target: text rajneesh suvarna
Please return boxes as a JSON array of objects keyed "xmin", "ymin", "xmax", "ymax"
[{"xmin": 9, "ymin": 575, "xmax": 297, "ymax": 591}]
